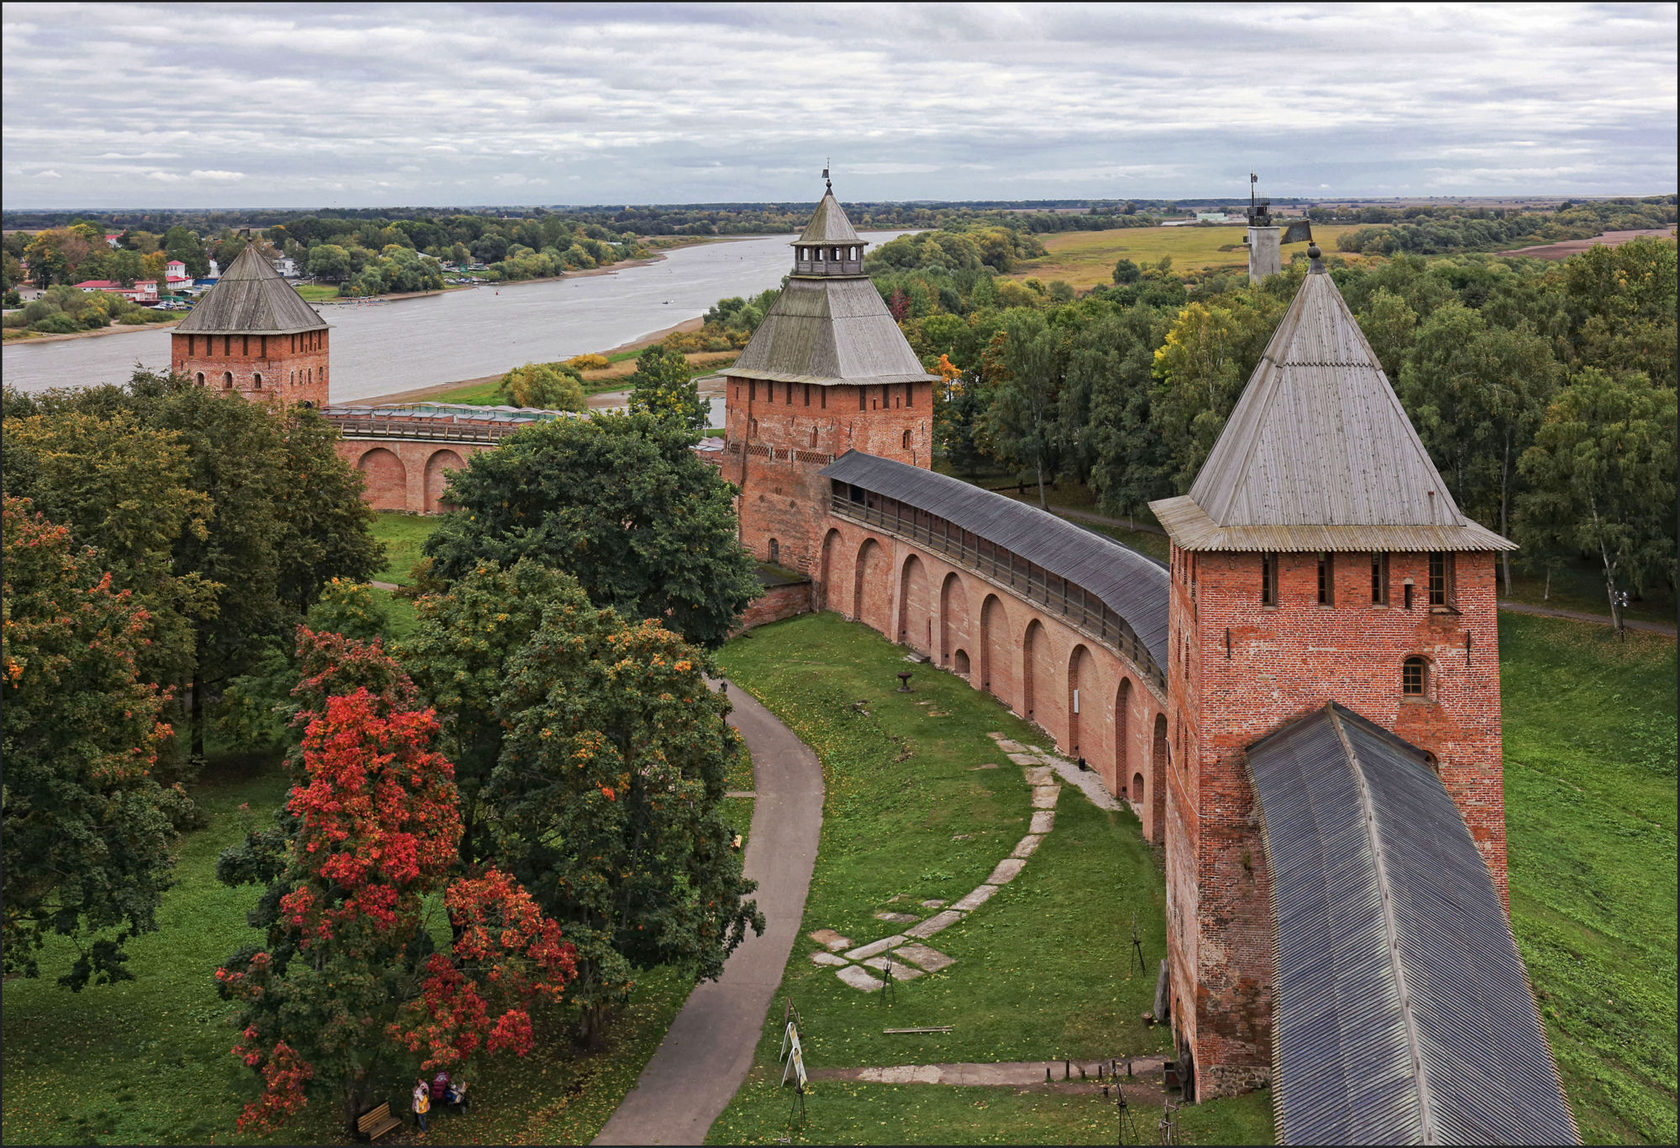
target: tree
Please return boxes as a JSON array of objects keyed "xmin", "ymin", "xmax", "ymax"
[
  {"xmin": 216, "ymin": 631, "xmax": 576, "ymax": 1133},
  {"xmin": 974, "ymin": 313, "xmax": 1069, "ymax": 507},
  {"xmin": 1516, "ymin": 369, "xmax": 1677, "ymax": 630},
  {"xmin": 2, "ymin": 496, "xmax": 186, "ymax": 990},
  {"xmin": 423, "ymin": 412, "xmax": 760, "ymax": 648},
  {"xmin": 491, "ymin": 604, "xmax": 761, "ymax": 1045},
  {"xmin": 626, "ymin": 342, "xmax": 707, "ymax": 433},
  {"xmin": 1113, "ymin": 257, "xmax": 1142, "ymax": 285},
  {"xmin": 269, "ymin": 407, "xmax": 382, "ymax": 616},
  {"xmin": 1355, "ymin": 287, "xmax": 1419, "ymax": 378},
  {"xmin": 1082, "ymin": 305, "xmax": 1175, "ymax": 521},
  {"xmin": 494, "ymin": 361, "xmax": 584, "ymax": 410},
  {"xmin": 307, "ymin": 243, "xmax": 352, "ymax": 283},
  {"xmin": 402, "ymin": 560, "xmax": 583, "ymax": 868},
  {"xmin": 1399, "ymin": 304, "xmax": 1560, "ymax": 591}
]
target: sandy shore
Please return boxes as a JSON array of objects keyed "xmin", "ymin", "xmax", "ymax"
[{"xmin": 3, "ymin": 317, "xmax": 182, "ymax": 344}]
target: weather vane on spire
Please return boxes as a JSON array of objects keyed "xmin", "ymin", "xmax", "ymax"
[{"xmin": 823, "ymin": 159, "xmax": 832, "ymax": 193}]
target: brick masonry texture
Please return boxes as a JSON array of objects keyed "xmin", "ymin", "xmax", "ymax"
[
  {"xmin": 173, "ymin": 329, "xmax": 330, "ymax": 408},
  {"xmin": 1164, "ymin": 545, "xmax": 1507, "ymax": 1099},
  {"xmin": 332, "ymin": 440, "xmax": 485, "ymax": 514},
  {"xmin": 735, "ymin": 581, "xmax": 813, "ymax": 633}
]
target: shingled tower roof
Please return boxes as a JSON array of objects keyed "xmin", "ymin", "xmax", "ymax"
[
  {"xmin": 794, "ymin": 189, "xmax": 862, "ymax": 245},
  {"xmin": 728, "ymin": 183, "xmax": 936, "ymax": 388},
  {"xmin": 1151, "ymin": 249, "xmax": 1513, "ymax": 552},
  {"xmin": 175, "ymin": 244, "xmax": 329, "ymax": 336}
]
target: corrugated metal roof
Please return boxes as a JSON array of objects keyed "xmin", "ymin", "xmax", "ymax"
[
  {"xmin": 1151, "ymin": 260, "xmax": 1513, "ymax": 553},
  {"xmin": 175, "ymin": 245, "xmax": 328, "ymax": 335},
  {"xmin": 729, "ymin": 277, "xmax": 937, "ymax": 388},
  {"xmin": 1250, "ymin": 703, "xmax": 1578, "ymax": 1146},
  {"xmin": 795, "ymin": 190, "xmax": 862, "ymax": 245},
  {"xmin": 820, "ymin": 451, "xmax": 1169, "ymax": 667}
]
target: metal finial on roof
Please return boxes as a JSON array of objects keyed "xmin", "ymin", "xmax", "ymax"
[
  {"xmin": 823, "ymin": 159, "xmax": 831, "ymax": 193},
  {"xmin": 1307, "ymin": 242, "xmax": 1324, "ymax": 272}
]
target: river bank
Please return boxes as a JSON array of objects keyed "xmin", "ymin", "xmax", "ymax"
[{"xmin": 2, "ymin": 316, "xmax": 182, "ymax": 344}]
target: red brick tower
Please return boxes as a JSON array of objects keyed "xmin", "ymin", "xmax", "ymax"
[
  {"xmin": 724, "ymin": 178, "xmax": 938, "ymax": 571},
  {"xmin": 171, "ymin": 245, "xmax": 332, "ymax": 407},
  {"xmin": 1149, "ymin": 245, "xmax": 1516, "ymax": 1100}
]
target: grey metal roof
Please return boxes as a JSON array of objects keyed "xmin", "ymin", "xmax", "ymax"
[
  {"xmin": 1151, "ymin": 262, "xmax": 1513, "ymax": 553},
  {"xmin": 795, "ymin": 191, "xmax": 863, "ymax": 245},
  {"xmin": 728, "ymin": 276, "xmax": 937, "ymax": 388},
  {"xmin": 175, "ymin": 244, "xmax": 328, "ymax": 335},
  {"xmin": 820, "ymin": 451, "xmax": 1169, "ymax": 667},
  {"xmin": 1249, "ymin": 703, "xmax": 1578, "ymax": 1146}
]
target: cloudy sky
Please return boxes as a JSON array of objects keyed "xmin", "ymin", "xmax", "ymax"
[{"xmin": 3, "ymin": 2, "xmax": 1674, "ymax": 209}]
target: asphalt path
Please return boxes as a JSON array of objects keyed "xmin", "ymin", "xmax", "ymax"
[{"xmin": 592, "ymin": 679, "xmax": 824, "ymax": 1145}]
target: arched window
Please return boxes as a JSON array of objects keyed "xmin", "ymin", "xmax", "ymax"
[
  {"xmin": 902, "ymin": 429, "xmax": 912, "ymax": 450},
  {"xmin": 1402, "ymin": 656, "xmax": 1430, "ymax": 697},
  {"xmin": 223, "ymin": 371, "xmax": 234, "ymax": 389},
  {"xmin": 810, "ymin": 427, "xmax": 819, "ymax": 447},
  {"xmin": 768, "ymin": 538, "xmax": 780, "ymax": 564},
  {"xmin": 252, "ymin": 373, "xmax": 262, "ymax": 389},
  {"xmin": 195, "ymin": 372, "xmax": 205, "ymax": 386}
]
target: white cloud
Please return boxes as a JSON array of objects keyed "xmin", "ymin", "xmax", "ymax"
[
  {"xmin": 0, "ymin": 1, "xmax": 1673, "ymax": 207},
  {"xmin": 36, "ymin": 168, "xmax": 60, "ymax": 178}
]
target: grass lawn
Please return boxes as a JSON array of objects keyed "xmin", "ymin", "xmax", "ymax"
[
  {"xmin": 0, "ymin": 749, "xmax": 695, "ymax": 1146},
  {"xmin": 293, "ymin": 284, "xmax": 340, "ymax": 303},
  {"xmin": 1500, "ymin": 613, "xmax": 1677, "ymax": 1144},
  {"xmin": 1010, "ymin": 224, "xmax": 1382, "ymax": 290},
  {"xmin": 369, "ymin": 511, "xmax": 441, "ymax": 585},
  {"xmin": 709, "ymin": 613, "xmax": 1272, "ymax": 1146}
]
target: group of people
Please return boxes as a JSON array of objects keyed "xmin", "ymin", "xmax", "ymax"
[{"xmin": 410, "ymin": 1071, "xmax": 469, "ymax": 1133}]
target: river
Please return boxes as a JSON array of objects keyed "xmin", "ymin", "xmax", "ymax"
[{"xmin": 2, "ymin": 231, "xmax": 914, "ymax": 403}]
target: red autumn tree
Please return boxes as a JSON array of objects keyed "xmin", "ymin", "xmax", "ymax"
[{"xmin": 217, "ymin": 631, "xmax": 575, "ymax": 1134}]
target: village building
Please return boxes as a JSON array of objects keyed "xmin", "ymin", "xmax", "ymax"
[
  {"xmin": 71, "ymin": 277, "xmax": 159, "ymax": 302},
  {"xmin": 170, "ymin": 244, "xmax": 331, "ymax": 406}
]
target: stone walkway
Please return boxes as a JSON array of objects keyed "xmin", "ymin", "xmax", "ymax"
[
  {"xmin": 812, "ymin": 1055, "xmax": 1168, "ymax": 1087},
  {"xmin": 592, "ymin": 681, "xmax": 824, "ymax": 1145},
  {"xmin": 809, "ymin": 733, "xmax": 1119, "ymax": 992}
]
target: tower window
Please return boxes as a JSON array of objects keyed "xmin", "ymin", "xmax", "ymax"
[
  {"xmin": 768, "ymin": 538, "xmax": 780, "ymax": 564},
  {"xmin": 223, "ymin": 371, "xmax": 234, "ymax": 389},
  {"xmin": 1261, "ymin": 552, "xmax": 1278, "ymax": 606},
  {"xmin": 1428, "ymin": 552, "xmax": 1455, "ymax": 608},
  {"xmin": 252, "ymin": 373, "xmax": 262, "ymax": 389},
  {"xmin": 906, "ymin": 382, "xmax": 913, "ymax": 408},
  {"xmin": 859, "ymin": 388, "xmax": 866, "ymax": 412},
  {"xmin": 242, "ymin": 335, "xmax": 249, "ymax": 356},
  {"xmin": 810, "ymin": 427, "xmax": 818, "ymax": 447},
  {"xmin": 1317, "ymin": 553, "xmax": 1335, "ymax": 606},
  {"xmin": 902, "ymin": 429, "xmax": 912, "ymax": 450},
  {"xmin": 1402, "ymin": 656, "xmax": 1430, "ymax": 697},
  {"xmin": 1371, "ymin": 553, "xmax": 1389, "ymax": 605},
  {"xmin": 821, "ymin": 388, "xmax": 827, "ymax": 409},
  {"xmin": 803, "ymin": 384, "xmax": 810, "ymax": 407},
  {"xmin": 195, "ymin": 372, "xmax": 204, "ymax": 386},
  {"xmin": 786, "ymin": 381, "xmax": 793, "ymax": 404}
]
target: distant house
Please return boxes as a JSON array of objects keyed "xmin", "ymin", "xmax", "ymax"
[
  {"xmin": 1196, "ymin": 211, "xmax": 1231, "ymax": 223},
  {"xmin": 104, "ymin": 233, "xmax": 122, "ymax": 248},
  {"xmin": 271, "ymin": 257, "xmax": 298, "ymax": 278},
  {"xmin": 166, "ymin": 260, "xmax": 194, "ymax": 292},
  {"xmin": 72, "ymin": 278, "xmax": 158, "ymax": 302}
]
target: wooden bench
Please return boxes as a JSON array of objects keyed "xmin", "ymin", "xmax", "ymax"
[{"xmin": 357, "ymin": 1101, "xmax": 402, "ymax": 1142}]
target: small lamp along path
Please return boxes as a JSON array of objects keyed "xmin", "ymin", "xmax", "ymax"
[{"xmin": 809, "ymin": 733, "xmax": 1122, "ymax": 992}]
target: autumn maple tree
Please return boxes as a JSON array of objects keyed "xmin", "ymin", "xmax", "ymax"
[{"xmin": 216, "ymin": 629, "xmax": 575, "ymax": 1133}]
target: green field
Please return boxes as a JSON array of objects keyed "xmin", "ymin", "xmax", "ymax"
[
  {"xmin": 709, "ymin": 613, "xmax": 1271, "ymax": 1146},
  {"xmin": 368, "ymin": 509, "xmax": 439, "ymax": 585},
  {"xmin": 1012, "ymin": 223, "xmax": 1381, "ymax": 289},
  {"xmin": 1500, "ymin": 614, "xmax": 1677, "ymax": 1144}
]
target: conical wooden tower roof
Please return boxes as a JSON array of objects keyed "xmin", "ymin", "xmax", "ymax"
[
  {"xmin": 795, "ymin": 189, "xmax": 862, "ymax": 245},
  {"xmin": 730, "ymin": 186, "xmax": 934, "ymax": 388},
  {"xmin": 175, "ymin": 244, "xmax": 328, "ymax": 335},
  {"xmin": 1151, "ymin": 252, "xmax": 1513, "ymax": 552}
]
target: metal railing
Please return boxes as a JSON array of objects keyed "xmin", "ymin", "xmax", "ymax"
[{"xmin": 831, "ymin": 495, "xmax": 1166, "ymax": 693}]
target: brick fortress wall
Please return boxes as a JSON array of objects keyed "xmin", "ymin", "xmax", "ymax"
[
  {"xmin": 1166, "ymin": 545, "xmax": 1506, "ymax": 1099},
  {"xmin": 173, "ymin": 329, "xmax": 330, "ymax": 407},
  {"xmin": 727, "ymin": 376, "xmax": 932, "ymax": 572}
]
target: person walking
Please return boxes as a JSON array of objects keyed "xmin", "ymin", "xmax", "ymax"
[{"xmin": 412, "ymin": 1077, "xmax": 430, "ymax": 1134}]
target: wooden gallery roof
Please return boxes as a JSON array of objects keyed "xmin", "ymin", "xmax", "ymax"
[
  {"xmin": 1151, "ymin": 253, "xmax": 1513, "ymax": 554},
  {"xmin": 175, "ymin": 244, "xmax": 329, "ymax": 336}
]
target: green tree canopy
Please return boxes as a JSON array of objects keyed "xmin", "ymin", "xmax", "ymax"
[
  {"xmin": 626, "ymin": 342, "xmax": 707, "ymax": 433},
  {"xmin": 1516, "ymin": 368, "xmax": 1678, "ymax": 629},
  {"xmin": 495, "ymin": 361, "xmax": 585, "ymax": 410},
  {"xmin": 423, "ymin": 412, "xmax": 759, "ymax": 647},
  {"xmin": 2, "ymin": 496, "xmax": 187, "ymax": 990}
]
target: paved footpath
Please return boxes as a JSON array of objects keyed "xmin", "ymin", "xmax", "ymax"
[{"xmin": 593, "ymin": 680, "xmax": 825, "ymax": 1146}]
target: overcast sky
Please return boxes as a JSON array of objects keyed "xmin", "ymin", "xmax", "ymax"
[{"xmin": 3, "ymin": 2, "xmax": 1674, "ymax": 210}]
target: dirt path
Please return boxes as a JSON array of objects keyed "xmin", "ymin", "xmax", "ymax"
[
  {"xmin": 592, "ymin": 680, "xmax": 825, "ymax": 1145},
  {"xmin": 1494, "ymin": 599, "xmax": 1675, "ymax": 636},
  {"xmin": 1498, "ymin": 227, "xmax": 1676, "ymax": 260}
]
